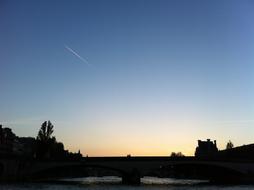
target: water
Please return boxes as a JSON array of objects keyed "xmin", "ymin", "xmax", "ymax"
[{"xmin": 1, "ymin": 177, "xmax": 254, "ymax": 190}]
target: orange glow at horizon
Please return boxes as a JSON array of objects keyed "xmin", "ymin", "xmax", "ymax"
[{"xmin": 55, "ymin": 116, "xmax": 254, "ymax": 157}]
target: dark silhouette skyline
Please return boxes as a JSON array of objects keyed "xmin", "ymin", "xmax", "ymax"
[
  {"xmin": 1, "ymin": 122, "xmax": 254, "ymax": 184},
  {"xmin": 1, "ymin": 122, "xmax": 254, "ymax": 162},
  {"xmin": 0, "ymin": 122, "xmax": 82, "ymax": 160}
]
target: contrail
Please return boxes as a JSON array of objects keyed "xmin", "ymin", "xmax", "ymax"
[{"xmin": 64, "ymin": 45, "xmax": 90, "ymax": 66}]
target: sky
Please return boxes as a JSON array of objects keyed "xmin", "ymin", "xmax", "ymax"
[{"xmin": 1, "ymin": 0, "xmax": 254, "ymax": 156}]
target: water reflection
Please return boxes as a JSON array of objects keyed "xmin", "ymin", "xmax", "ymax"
[
  {"xmin": 62, "ymin": 176, "xmax": 207, "ymax": 185},
  {"xmin": 63, "ymin": 176, "xmax": 122, "ymax": 184},
  {"xmin": 141, "ymin": 177, "xmax": 207, "ymax": 185},
  {"xmin": 1, "ymin": 177, "xmax": 254, "ymax": 190}
]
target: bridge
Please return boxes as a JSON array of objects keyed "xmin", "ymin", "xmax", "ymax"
[{"xmin": 1, "ymin": 157, "xmax": 254, "ymax": 184}]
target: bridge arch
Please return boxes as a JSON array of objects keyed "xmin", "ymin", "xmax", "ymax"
[
  {"xmin": 29, "ymin": 163, "xmax": 128, "ymax": 179},
  {"xmin": 163, "ymin": 162, "xmax": 245, "ymax": 182},
  {"xmin": 28, "ymin": 163, "xmax": 141, "ymax": 185}
]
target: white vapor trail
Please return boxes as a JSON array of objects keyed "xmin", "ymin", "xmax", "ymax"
[{"xmin": 64, "ymin": 45, "xmax": 90, "ymax": 66}]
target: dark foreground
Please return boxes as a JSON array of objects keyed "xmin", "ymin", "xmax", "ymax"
[{"xmin": 1, "ymin": 177, "xmax": 254, "ymax": 190}]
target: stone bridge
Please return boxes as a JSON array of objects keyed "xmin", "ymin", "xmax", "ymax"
[{"xmin": 1, "ymin": 157, "xmax": 254, "ymax": 184}]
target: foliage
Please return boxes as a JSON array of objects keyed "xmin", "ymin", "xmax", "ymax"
[
  {"xmin": 226, "ymin": 140, "xmax": 234, "ymax": 149},
  {"xmin": 36, "ymin": 121, "xmax": 57, "ymax": 159},
  {"xmin": 171, "ymin": 152, "xmax": 184, "ymax": 157},
  {"xmin": 37, "ymin": 121, "xmax": 54, "ymax": 142},
  {"xmin": 35, "ymin": 120, "xmax": 82, "ymax": 160}
]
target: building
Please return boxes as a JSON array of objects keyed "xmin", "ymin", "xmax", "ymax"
[
  {"xmin": 217, "ymin": 144, "xmax": 254, "ymax": 161},
  {"xmin": 0, "ymin": 125, "xmax": 16, "ymax": 155},
  {"xmin": 195, "ymin": 139, "xmax": 218, "ymax": 158}
]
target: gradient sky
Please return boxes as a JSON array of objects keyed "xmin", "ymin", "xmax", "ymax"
[{"xmin": 1, "ymin": 0, "xmax": 254, "ymax": 156}]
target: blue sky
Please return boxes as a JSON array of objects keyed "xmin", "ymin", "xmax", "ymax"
[{"xmin": 1, "ymin": 0, "xmax": 254, "ymax": 156}]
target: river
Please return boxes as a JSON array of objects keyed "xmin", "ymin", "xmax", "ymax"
[{"xmin": 1, "ymin": 177, "xmax": 254, "ymax": 190}]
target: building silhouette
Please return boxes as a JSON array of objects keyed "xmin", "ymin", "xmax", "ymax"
[
  {"xmin": 0, "ymin": 124, "xmax": 82, "ymax": 160},
  {"xmin": 218, "ymin": 144, "xmax": 254, "ymax": 161},
  {"xmin": 195, "ymin": 139, "xmax": 218, "ymax": 158},
  {"xmin": 0, "ymin": 125, "xmax": 16, "ymax": 155}
]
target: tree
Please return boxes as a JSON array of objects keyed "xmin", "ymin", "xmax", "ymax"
[
  {"xmin": 37, "ymin": 121, "xmax": 54, "ymax": 142},
  {"xmin": 226, "ymin": 140, "xmax": 234, "ymax": 149},
  {"xmin": 36, "ymin": 121, "xmax": 82, "ymax": 160},
  {"xmin": 36, "ymin": 121, "xmax": 56, "ymax": 159},
  {"xmin": 171, "ymin": 152, "xmax": 184, "ymax": 157}
]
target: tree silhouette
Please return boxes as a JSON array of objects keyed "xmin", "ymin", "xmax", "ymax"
[
  {"xmin": 35, "ymin": 121, "xmax": 82, "ymax": 160},
  {"xmin": 37, "ymin": 121, "xmax": 54, "ymax": 142},
  {"xmin": 36, "ymin": 121, "xmax": 56, "ymax": 159},
  {"xmin": 226, "ymin": 140, "xmax": 234, "ymax": 149},
  {"xmin": 171, "ymin": 152, "xmax": 184, "ymax": 157}
]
